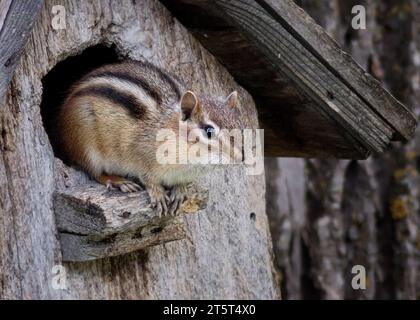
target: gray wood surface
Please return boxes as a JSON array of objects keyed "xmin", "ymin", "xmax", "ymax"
[{"xmin": 0, "ymin": 0, "xmax": 43, "ymax": 104}]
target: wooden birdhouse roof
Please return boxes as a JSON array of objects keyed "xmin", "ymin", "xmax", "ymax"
[{"xmin": 161, "ymin": 0, "xmax": 417, "ymax": 159}]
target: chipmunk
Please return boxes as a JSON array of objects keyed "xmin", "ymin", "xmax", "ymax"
[{"xmin": 57, "ymin": 60, "xmax": 242, "ymax": 216}]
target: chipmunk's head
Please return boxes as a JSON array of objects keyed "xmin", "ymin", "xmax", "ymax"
[{"xmin": 179, "ymin": 90, "xmax": 243, "ymax": 165}]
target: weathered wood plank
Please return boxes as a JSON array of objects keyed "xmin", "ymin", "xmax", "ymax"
[
  {"xmin": 258, "ymin": 97, "xmax": 369, "ymax": 158},
  {"xmin": 258, "ymin": 0, "xmax": 417, "ymax": 142},
  {"xmin": 59, "ymin": 222, "xmax": 186, "ymax": 262},
  {"xmin": 0, "ymin": 0, "xmax": 43, "ymax": 104}
]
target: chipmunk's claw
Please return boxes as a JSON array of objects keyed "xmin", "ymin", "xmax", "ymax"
[
  {"xmin": 118, "ymin": 181, "xmax": 142, "ymax": 193},
  {"xmin": 102, "ymin": 176, "xmax": 141, "ymax": 193},
  {"xmin": 168, "ymin": 185, "xmax": 188, "ymax": 216},
  {"xmin": 148, "ymin": 187, "xmax": 170, "ymax": 217},
  {"xmin": 148, "ymin": 185, "xmax": 188, "ymax": 217},
  {"xmin": 151, "ymin": 198, "xmax": 167, "ymax": 217}
]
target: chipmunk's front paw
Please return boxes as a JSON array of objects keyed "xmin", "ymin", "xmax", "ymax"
[
  {"xmin": 148, "ymin": 186, "xmax": 170, "ymax": 217},
  {"xmin": 99, "ymin": 175, "xmax": 141, "ymax": 193},
  {"xmin": 169, "ymin": 185, "xmax": 188, "ymax": 216}
]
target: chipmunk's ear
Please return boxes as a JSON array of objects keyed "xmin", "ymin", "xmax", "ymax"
[
  {"xmin": 225, "ymin": 91, "xmax": 238, "ymax": 108},
  {"xmin": 180, "ymin": 91, "xmax": 200, "ymax": 120}
]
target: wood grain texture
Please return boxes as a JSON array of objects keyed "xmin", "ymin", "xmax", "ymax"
[
  {"xmin": 0, "ymin": 0, "xmax": 12, "ymax": 32},
  {"xmin": 259, "ymin": 0, "xmax": 417, "ymax": 142},
  {"xmin": 0, "ymin": 0, "xmax": 43, "ymax": 104},
  {"xmin": 55, "ymin": 183, "xmax": 208, "ymax": 261},
  {"xmin": 0, "ymin": 0, "xmax": 278, "ymax": 299}
]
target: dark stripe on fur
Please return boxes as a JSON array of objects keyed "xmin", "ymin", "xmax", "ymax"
[
  {"xmin": 86, "ymin": 71, "xmax": 163, "ymax": 104},
  {"xmin": 73, "ymin": 86, "xmax": 146, "ymax": 119},
  {"xmin": 133, "ymin": 60, "xmax": 182, "ymax": 100}
]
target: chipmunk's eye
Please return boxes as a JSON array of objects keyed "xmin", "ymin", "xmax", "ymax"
[{"xmin": 203, "ymin": 125, "xmax": 215, "ymax": 139}]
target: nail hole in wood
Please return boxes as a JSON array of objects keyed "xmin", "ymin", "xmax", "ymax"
[
  {"xmin": 4, "ymin": 58, "xmax": 12, "ymax": 67},
  {"xmin": 122, "ymin": 211, "xmax": 131, "ymax": 218},
  {"xmin": 250, "ymin": 212, "xmax": 256, "ymax": 221}
]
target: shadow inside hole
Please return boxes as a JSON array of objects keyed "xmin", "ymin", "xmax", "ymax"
[{"xmin": 40, "ymin": 44, "xmax": 121, "ymax": 160}]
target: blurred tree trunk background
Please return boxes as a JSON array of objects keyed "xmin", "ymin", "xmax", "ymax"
[{"xmin": 266, "ymin": 0, "xmax": 420, "ymax": 300}]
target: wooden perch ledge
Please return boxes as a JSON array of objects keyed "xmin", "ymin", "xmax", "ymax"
[{"xmin": 54, "ymin": 183, "xmax": 208, "ymax": 262}]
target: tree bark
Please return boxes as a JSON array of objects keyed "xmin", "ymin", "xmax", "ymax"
[
  {"xmin": 0, "ymin": 0, "xmax": 279, "ymax": 299},
  {"xmin": 267, "ymin": 0, "xmax": 420, "ymax": 300}
]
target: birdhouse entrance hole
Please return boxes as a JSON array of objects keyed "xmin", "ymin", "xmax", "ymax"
[{"xmin": 40, "ymin": 44, "xmax": 120, "ymax": 160}]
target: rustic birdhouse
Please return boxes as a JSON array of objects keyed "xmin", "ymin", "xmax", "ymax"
[{"xmin": 0, "ymin": 0, "xmax": 416, "ymax": 299}]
